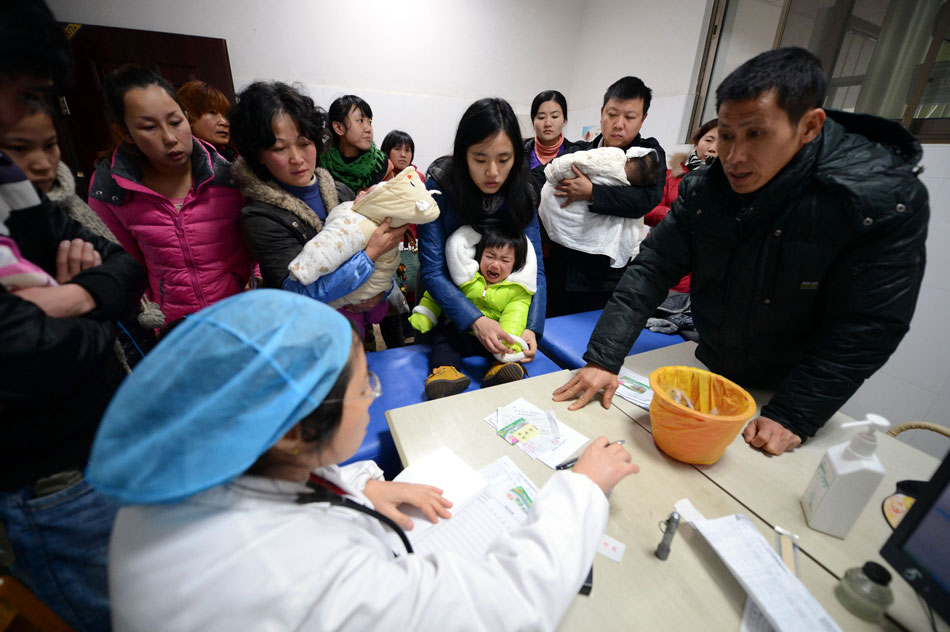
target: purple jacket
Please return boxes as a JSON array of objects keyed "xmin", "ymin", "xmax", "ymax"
[{"xmin": 89, "ymin": 139, "xmax": 252, "ymax": 322}]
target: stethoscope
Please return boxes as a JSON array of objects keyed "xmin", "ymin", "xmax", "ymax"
[{"xmin": 296, "ymin": 482, "xmax": 414, "ymax": 555}]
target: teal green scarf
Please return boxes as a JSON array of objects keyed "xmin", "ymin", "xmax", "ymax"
[{"xmin": 320, "ymin": 142, "xmax": 387, "ymax": 192}]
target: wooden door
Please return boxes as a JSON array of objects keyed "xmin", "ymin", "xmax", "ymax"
[{"xmin": 56, "ymin": 23, "xmax": 235, "ymax": 198}]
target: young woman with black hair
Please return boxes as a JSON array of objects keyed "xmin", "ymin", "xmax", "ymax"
[
  {"xmin": 321, "ymin": 95, "xmax": 393, "ymax": 193},
  {"xmin": 523, "ymin": 90, "xmax": 585, "ymax": 194},
  {"xmin": 230, "ymin": 82, "xmax": 404, "ymax": 297},
  {"xmin": 419, "ymin": 98, "xmax": 546, "ymax": 396},
  {"xmin": 88, "ymin": 65, "xmax": 252, "ymax": 324}
]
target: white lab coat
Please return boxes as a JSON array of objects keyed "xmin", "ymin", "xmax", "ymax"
[{"xmin": 108, "ymin": 460, "xmax": 609, "ymax": 631}]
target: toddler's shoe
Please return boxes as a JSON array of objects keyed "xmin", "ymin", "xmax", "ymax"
[
  {"xmin": 482, "ymin": 362, "xmax": 525, "ymax": 388},
  {"xmin": 363, "ymin": 322, "xmax": 377, "ymax": 353},
  {"xmin": 425, "ymin": 366, "xmax": 471, "ymax": 400}
]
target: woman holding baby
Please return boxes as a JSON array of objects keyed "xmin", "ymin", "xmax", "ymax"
[{"xmin": 230, "ymin": 82, "xmax": 405, "ymax": 300}]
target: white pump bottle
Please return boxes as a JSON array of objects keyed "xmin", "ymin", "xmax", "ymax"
[{"xmin": 800, "ymin": 414, "xmax": 890, "ymax": 539}]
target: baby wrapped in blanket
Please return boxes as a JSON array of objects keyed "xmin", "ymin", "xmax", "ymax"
[
  {"xmin": 287, "ymin": 167, "xmax": 439, "ymax": 310},
  {"xmin": 539, "ymin": 146, "xmax": 659, "ymax": 268}
]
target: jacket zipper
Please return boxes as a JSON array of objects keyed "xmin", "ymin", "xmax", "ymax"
[{"xmin": 171, "ymin": 196, "xmax": 209, "ymax": 308}]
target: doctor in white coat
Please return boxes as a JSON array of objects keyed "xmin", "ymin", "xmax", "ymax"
[{"xmin": 86, "ymin": 290, "xmax": 639, "ymax": 632}]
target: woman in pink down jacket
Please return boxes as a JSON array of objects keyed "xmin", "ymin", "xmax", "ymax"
[{"xmin": 89, "ymin": 66, "xmax": 251, "ymax": 323}]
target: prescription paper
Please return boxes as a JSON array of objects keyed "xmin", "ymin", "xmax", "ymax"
[
  {"xmin": 395, "ymin": 449, "xmax": 541, "ymax": 559},
  {"xmin": 484, "ymin": 398, "xmax": 588, "ymax": 468},
  {"xmin": 695, "ymin": 514, "xmax": 841, "ymax": 632}
]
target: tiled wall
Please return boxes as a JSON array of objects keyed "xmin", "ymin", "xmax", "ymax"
[{"xmin": 840, "ymin": 143, "xmax": 950, "ymax": 460}]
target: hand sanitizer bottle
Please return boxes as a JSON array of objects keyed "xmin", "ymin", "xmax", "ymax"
[{"xmin": 801, "ymin": 414, "xmax": 889, "ymax": 539}]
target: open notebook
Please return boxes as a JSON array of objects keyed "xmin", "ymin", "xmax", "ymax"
[{"xmin": 393, "ymin": 446, "xmax": 539, "ymax": 558}]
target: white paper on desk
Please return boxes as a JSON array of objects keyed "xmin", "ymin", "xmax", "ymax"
[
  {"xmin": 536, "ymin": 419, "xmax": 588, "ymax": 469},
  {"xmin": 479, "ymin": 456, "xmax": 540, "ymax": 516},
  {"xmin": 741, "ymin": 599, "xmax": 778, "ymax": 632},
  {"xmin": 410, "ymin": 490, "xmax": 527, "ymax": 559},
  {"xmin": 503, "ymin": 403, "xmax": 568, "ymax": 458},
  {"xmin": 484, "ymin": 399, "xmax": 589, "ymax": 468},
  {"xmin": 615, "ymin": 367, "xmax": 653, "ymax": 409},
  {"xmin": 695, "ymin": 514, "xmax": 841, "ymax": 632},
  {"xmin": 484, "ymin": 397, "xmax": 546, "ymax": 430},
  {"xmin": 393, "ymin": 446, "xmax": 487, "ymax": 539},
  {"xmin": 407, "ymin": 456, "xmax": 539, "ymax": 559}
]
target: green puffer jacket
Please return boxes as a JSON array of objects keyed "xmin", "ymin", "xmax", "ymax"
[
  {"xmin": 585, "ymin": 110, "xmax": 929, "ymax": 441},
  {"xmin": 409, "ymin": 226, "xmax": 536, "ymax": 350},
  {"xmin": 410, "ymin": 276, "xmax": 533, "ymax": 344}
]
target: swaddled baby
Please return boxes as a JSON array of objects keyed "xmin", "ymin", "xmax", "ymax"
[
  {"xmin": 287, "ymin": 166, "xmax": 440, "ymax": 309},
  {"xmin": 538, "ymin": 146, "xmax": 659, "ymax": 268}
]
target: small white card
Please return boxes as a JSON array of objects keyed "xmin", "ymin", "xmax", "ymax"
[
  {"xmin": 597, "ymin": 533, "xmax": 626, "ymax": 562},
  {"xmin": 615, "ymin": 368, "xmax": 654, "ymax": 409}
]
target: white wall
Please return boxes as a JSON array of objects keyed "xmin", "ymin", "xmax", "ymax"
[
  {"xmin": 840, "ymin": 144, "xmax": 950, "ymax": 460},
  {"xmin": 699, "ymin": 0, "xmax": 784, "ymax": 123},
  {"xmin": 46, "ymin": 0, "xmax": 712, "ymax": 171},
  {"xmin": 562, "ymin": 0, "xmax": 712, "ymax": 154},
  {"xmin": 47, "ymin": 0, "xmax": 588, "ymax": 171}
]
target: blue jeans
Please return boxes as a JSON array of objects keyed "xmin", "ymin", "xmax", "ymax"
[{"xmin": 0, "ymin": 477, "xmax": 116, "ymax": 632}]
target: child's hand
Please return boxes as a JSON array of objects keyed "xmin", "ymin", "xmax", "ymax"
[{"xmin": 365, "ymin": 218, "xmax": 407, "ymax": 261}]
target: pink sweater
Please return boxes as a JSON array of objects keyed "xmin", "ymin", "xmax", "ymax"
[{"xmin": 89, "ymin": 139, "xmax": 251, "ymax": 322}]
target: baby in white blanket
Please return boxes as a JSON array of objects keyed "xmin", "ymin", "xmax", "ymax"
[
  {"xmin": 287, "ymin": 166, "xmax": 439, "ymax": 309},
  {"xmin": 539, "ymin": 146, "xmax": 659, "ymax": 268}
]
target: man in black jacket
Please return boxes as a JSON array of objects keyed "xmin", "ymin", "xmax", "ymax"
[
  {"xmin": 545, "ymin": 76, "xmax": 667, "ymax": 316},
  {"xmin": 554, "ymin": 48, "xmax": 928, "ymax": 456},
  {"xmin": 0, "ymin": 2, "xmax": 146, "ymax": 630}
]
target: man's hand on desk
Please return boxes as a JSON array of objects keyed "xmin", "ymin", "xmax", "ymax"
[
  {"xmin": 552, "ymin": 362, "xmax": 619, "ymax": 411},
  {"xmin": 572, "ymin": 436, "xmax": 639, "ymax": 495},
  {"xmin": 742, "ymin": 416, "xmax": 802, "ymax": 456},
  {"xmin": 363, "ymin": 480, "xmax": 453, "ymax": 530}
]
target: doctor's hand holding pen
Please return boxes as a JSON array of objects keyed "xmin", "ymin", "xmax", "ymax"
[{"xmin": 571, "ymin": 437, "xmax": 639, "ymax": 495}]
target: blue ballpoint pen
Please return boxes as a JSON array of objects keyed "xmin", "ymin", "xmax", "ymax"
[{"xmin": 555, "ymin": 440, "xmax": 626, "ymax": 470}]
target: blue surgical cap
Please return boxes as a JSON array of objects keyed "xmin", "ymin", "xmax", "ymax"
[{"xmin": 86, "ymin": 290, "xmax": 354, "ymax": 505}]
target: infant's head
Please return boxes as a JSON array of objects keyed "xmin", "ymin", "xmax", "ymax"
[
  {"xmin": 624, "ymin": 149, "xmax": 660, "ymax": 188},
  {"xmin": 475, "ymin": 228, "xmax": 527, "ymax": 286}
]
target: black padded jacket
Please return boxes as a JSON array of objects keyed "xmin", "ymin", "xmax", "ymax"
[
  {"xmin": 1, "ymin": 167, "xmax": 145, "ymax": 489},
  {"xmin": 584, "ymin": 110, "xmax": 929, "ymax": 441}
]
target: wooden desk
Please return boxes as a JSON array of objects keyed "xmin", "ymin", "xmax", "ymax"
[
  {"xmin": 614, "ymin": 342, "xmax": 946, "ymax": 632},
  {"xmin": 387, "ymin": 370, "xmax": 891, "ymax": 631}
]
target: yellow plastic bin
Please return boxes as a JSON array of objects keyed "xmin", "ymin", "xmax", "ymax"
[{"xmin": 648, "ymin": 366, "xmax": 757, "ymax": 465}]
